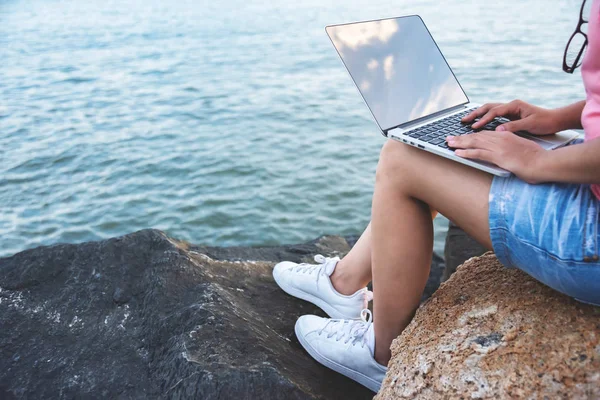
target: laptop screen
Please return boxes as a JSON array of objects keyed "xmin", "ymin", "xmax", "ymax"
[{"xmin": 326, "ymin": 16, "xmax": 469, "ymax": 132}]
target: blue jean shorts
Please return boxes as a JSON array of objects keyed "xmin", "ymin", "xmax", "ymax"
[{"xmin": 489, "ymin": 141, "xmax": 600, "ymax": 306}]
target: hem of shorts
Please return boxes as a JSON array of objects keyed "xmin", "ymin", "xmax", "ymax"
[
  {"xmin": 491, "ymin": 227, "xmax": 600, "ymax": 306},
  {"xmin": 489, "ymin": 228, "xmax": 513, "ymax": 268},
  {"xmin": 489, "ymin": 176, "xmax": 513, "ymax": 268},
  {"xmin": 574, "ymin": 297, "xmax": 600, "ymax": 307}
]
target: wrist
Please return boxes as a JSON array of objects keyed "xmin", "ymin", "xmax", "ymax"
[
  {"xmin": 547, "ymin": 109, "xmax": 569, "ymax": 133},
  {"xmin": 526, "ymin": 149, "xmax": 552, "ymax": 184},
  {"xmin": 549, "ymin": 100, "xmax": 586, "ymax": 131}
]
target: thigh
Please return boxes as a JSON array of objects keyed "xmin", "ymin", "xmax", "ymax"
[
  {"xmin": 379, "ymin": 140, "xmax": 494, "ymax": 249},
  {"xmin": 379, "ymin": 140, "xmax": 600, "ymax": 305}
]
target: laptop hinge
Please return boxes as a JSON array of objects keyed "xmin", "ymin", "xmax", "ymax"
[{"xmin": 383, "ymin": 103, "xmax": 470, "ymax": 136}]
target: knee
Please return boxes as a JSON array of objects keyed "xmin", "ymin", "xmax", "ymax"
[{"xmin": 375, "ymin": 140, "xmax": 413, "ymax": 186}]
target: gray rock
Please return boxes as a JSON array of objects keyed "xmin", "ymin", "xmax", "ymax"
[
  {"xmin": 443, "ymin": 222, "xmax": 487, "ymax": 281},
  {"xmin": 0, "ymin": 229, "xmax": 445, "ymax": 399}
]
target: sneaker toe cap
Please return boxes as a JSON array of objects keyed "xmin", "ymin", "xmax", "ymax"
[
  {"xmin": 272, "ymin": 261, "xmax": 296, "ymax": 281},
  {"xmin": 295, "ymin": 314, "xmax": 329, "ymax": 336}
]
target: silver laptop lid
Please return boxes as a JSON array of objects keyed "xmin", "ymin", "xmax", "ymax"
[{"xmin": 326, "ymin": 16, "xmax": 469, "ymax": 133}]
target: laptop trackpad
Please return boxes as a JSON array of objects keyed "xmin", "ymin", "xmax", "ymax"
[{"xmin": 518, "ymin": 131, "xmax": 580, "ymax": 150}]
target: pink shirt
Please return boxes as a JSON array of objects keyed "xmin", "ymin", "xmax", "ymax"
[{"xmin": 581, "ymin": 0, "xmax": 600, "ymax": 199}]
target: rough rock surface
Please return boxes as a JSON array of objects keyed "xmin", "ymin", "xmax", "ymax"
[
  {"xmin": 376, "ymin": 253, "xmax": 600, "ymax": 400},
  {"xmin": 0, "ymin": 229, "xmax": 444, "ymax": 399}
]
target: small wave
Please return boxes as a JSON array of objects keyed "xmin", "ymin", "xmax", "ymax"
[
  {"xmin": 139, "ymin": 52, "xmax": 162, "ymax": 60},
  {"xmin": 180, "ymin": 112, "xmax": 205, "ymax": 121},
  {"xmin": 59, "ymin": 66, "xmax": 78, "ymax": 73},
  {"xmin": 57, "ymin": 77, "xmax": 97, "ymax": 84},
  {"xmin": 136, "ymin": 69, "xmax": 173, "ymax": 76}
]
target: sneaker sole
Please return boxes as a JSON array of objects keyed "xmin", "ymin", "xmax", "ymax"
[
  {"xmin": 294, "ymin": 321, "xmax": 382, "ymax": 393},
  {"xmin": 273, "ymin": 269, "xmax": 350, "ymax": 319}
]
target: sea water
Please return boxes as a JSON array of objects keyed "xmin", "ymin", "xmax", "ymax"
[{"xmin": 0, "ymin": 0, "xmax": 585, "ymax": 257}]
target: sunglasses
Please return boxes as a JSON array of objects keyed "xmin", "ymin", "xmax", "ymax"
[{"xmin": 563, "ymin": 0, "xmax": 591, "ymax": 73}]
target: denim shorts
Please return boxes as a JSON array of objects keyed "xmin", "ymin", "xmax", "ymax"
[{"xmin": 488, "ymin": 141, "xmax": 600, "ymax": 306}]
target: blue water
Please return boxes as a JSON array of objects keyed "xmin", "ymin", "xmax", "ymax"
[{"xmin": 0, "ymin": 0, "xmax": 585, "ymax": 258}]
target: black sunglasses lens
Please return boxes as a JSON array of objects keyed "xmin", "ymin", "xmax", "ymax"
[{"xmin": 565, "ymin": 32, "xmax": 587, "ymax": 68}]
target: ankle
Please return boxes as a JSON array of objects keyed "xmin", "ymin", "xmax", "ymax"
[
  {"xmin": 330, "ymin": 259, "xmax": 364, "ymax": 296},
  {"xmin": 374, "ymin": 347, "xmax": 391, "ymax": 367}
]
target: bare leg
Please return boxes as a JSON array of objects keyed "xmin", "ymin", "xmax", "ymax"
[
  {"xmin": 331, "ymin": 210, "xmax": 438, "ymax": 296},
  {"xmin": 332, "ymin": 202, "xmax": 439, "ymax": 296},
  {"xmin": 331, "ymin": 223, "xmax": 374, "ymax": 295},
  {"xmin": 371, "ymin": 140, "xmax": 493, "ymax": 365}
]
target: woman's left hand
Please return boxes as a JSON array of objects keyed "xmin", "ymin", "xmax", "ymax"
[{"xmin": 447, "ymin": 131, "xmax": 547, "ymax": 184}]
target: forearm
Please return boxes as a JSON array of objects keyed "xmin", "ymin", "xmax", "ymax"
[
  {"xmin": 551, "ymin": 100, "xmax": 586, "ymax": 131},
  {"xmin": 533, "ymin": 138, "xmax": 600, "ymax": 184}
]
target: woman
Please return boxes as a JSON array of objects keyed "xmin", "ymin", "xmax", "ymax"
[{"xmin": 273, "ymin": 0, "xmax": 600, "ymax": 392}]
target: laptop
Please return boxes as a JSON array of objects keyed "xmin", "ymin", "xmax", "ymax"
[{"xmin": 325, "ymin": 15, "xmax": 579, "ymax": 176}]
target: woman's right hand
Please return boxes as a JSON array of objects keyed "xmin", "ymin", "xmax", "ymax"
[{"xmin": 461, "ymin": 99, "xmax": 562, "ymax": 136}]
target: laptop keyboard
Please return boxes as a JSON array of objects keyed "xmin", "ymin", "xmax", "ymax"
[{"xmin": 402, "ymin": 107, "xmax": 504, "ymax": 150}]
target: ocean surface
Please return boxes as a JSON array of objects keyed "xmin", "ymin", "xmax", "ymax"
[{"xmin": 0, "ymin": 0, "xmax": 586, "ymax": 258}]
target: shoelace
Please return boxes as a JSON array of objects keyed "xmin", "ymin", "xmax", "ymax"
[
  {"xmin": 318, "ymin": 309, "xmax": 373, "ymax": 347},
  {"xmin": 292, "ymin": 254, "xmax": 339, "ymax": 282},
  {"xmin": 292, "ymin": 255, "xmax": 374, "ymax": 302}
]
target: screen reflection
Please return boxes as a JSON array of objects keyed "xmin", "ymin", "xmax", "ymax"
[{"xmin": 327, "ymin": 16, "xmax": 468, "ymax": 131}]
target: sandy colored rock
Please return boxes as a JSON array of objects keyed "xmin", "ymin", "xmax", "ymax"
[{"xmin": 376, "ymin": 253, "xmax": 600, "ymax": 400}]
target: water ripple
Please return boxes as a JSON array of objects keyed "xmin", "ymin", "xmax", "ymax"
[{"xmin": 0, "ymin": 0, "xmax": 585, "ymax": 257}]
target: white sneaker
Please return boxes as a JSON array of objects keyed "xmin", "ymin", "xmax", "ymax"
[
  {"xmin": 295, "ymin": 309, "xmax": 387, "ymax": 393},
  {"xmin": 273, "ymin": 255, "xmax": 372, "ymax": 320}
]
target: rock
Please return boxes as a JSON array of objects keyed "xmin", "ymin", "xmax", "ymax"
[
  {"xmin": 195, "ymin": 234, "xmax": 444, "ymax": 303},
  {"xmin": 443, "ymin": 222, "xmax": 487, "ymax": 281},
  {"xmin": 376, "ymin": 253, "xmax": 600, "ymax": 400},
  {"xmin": 0, "ymin": 229, "xmax": 444, "ymax": 399}
]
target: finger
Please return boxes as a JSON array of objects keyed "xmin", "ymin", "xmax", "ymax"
[
  {"xmin": 496, "ymin": 116, "xmax": 533, "ymax": 132},
  {"xmin": 447, "ymin": 132, "xmax": 500, "ymax": 150},
  {"xmin": 454, "ymin": 148, "xmax": 499, "ymax": 164},
  {"xmin": 479, "ymin": 130, "xmax": 510, "ymax": 138},
  {"xmin": 472, "ymin": 99, "xmax": 525, "ymax": 128},
  {"xmin": 461, "ymin": 103, "xmax": 502, "ymax": 122},
  {"xmin": 447, "ymin": 134, "xmax": 478, "ymax": 149},
  {"xmin": 470, "ymin": 104, "xmax": 512, "ymax": 128},
  {"xmin": 485, "ymin": 130, "xmax": 538, "ymax": 149}
]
